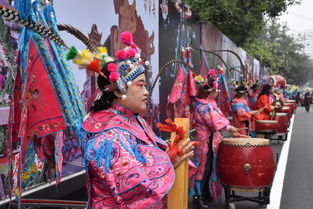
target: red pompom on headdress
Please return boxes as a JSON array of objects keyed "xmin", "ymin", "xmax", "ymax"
[
  {"xmin": 109, "ymin": 72, "xmax": 119, "ymax": 82},
  {"xmin": 130, "ymin": 43, "xmax": 137, "ymax": 49},
  {"xmin": 116, "ymin": 50, "xmax": 127, "ymax": 60},
  {"xmin": 213, "ymin": 81, "xmax": 218, "ymax": 89},
  {"xmin": 208, "ymin": 69, "xmax": 215, "ymax": 75},
  {"xmin": 107, "ymin": 63, "xmax": 119, "ymax": 82},
  {"xmin": 205, "ymin": 69, "xmax": 218, "ymax": 90},
  {"xmin": 121, "ymin": 31, "xmax": 133, "ymax": 45},
  {"xmin": 108, "ymin": 63, "xmax": 118, "ymax": 73},
  {"xmin": 127, "ymin": 48, "xmax": 137, "ymax": 58}
]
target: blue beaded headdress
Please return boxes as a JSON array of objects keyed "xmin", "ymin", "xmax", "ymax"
[{"xmin": 108, "ymin": 31, "xmax": 150, "ymax": 94}]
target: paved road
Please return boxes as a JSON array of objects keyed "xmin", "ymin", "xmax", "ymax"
[{"xmin": 280, "ymin": 107, "xmax": 313, "ymax": 209}]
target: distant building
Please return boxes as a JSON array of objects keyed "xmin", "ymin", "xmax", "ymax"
[{"xmin": 304, "ymin": 30, "xmax": 313, "ymax": 59}]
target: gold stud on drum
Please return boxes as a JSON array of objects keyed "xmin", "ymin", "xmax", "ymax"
[{"xmin": 243, "ymin": 163, "xmax": 252, "ymax": 174}]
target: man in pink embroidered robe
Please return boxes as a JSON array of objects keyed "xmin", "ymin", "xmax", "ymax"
[
  {"xmin": 80, "ymin": 104, "xmax": 175, "ymax": 209},
  {"xmin": 193, "ymin": 97, "xmax": 233, "ymax": 203},
  {"xmin": 190, "ymin": 71, "xmax": 239, "ymax": 207}
]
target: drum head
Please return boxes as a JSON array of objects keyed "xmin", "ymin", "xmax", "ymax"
[
  {"xmin": 255, "ymin": 120, "xmax": 278, "ymax": 124},
  {"xmin": 222, "ymin": 138, "xmax": 270, "ymax": 146},
  {"xmin": 276, "ymin": 113, "xmax": 288, "ymax": 116},
  {"xmin": 286, "ymin": 100, "xmax": 295, "ymax": 103}
]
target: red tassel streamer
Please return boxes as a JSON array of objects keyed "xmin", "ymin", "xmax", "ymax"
[{"xmin": 87, "ymin": 59, "xmax": 101, "ymax": 74}]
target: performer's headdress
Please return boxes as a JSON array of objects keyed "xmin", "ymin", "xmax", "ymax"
[
  {"xmin": 250, "ymin": 80, "xmax": 260, "ymax": 90},
  {"xmin": 204, "ymin": 69, "xmax": 218, "ymax": 91},
  {"xmin": 232, "ymin": 78, "xmax": 248, "ymax": 93},
  {"xmin": 112, "ymin": 32, "xmax": 150, "ymax": 94},
  {"xmin": 235, "ymin": 85, "xmax": 248, "ymax": 93},
  {"xmin": 67, "ymin": 31, "xmax": 150, "ymax": 97}
]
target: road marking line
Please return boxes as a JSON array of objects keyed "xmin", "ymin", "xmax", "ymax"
[{"xmin": 267, "ymin": 114, "xmax": 295, "ymax": 209}]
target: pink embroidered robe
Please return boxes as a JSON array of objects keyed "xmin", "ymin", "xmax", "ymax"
[
  {"xmin": 79, "ymin": 104, "xmax": 175, "ymax": 209},
  {"xmin": 193, "ymin": 97, "xmax": 230, "ymax": 201}
]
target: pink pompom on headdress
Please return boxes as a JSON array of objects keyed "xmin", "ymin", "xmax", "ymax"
[
  {"xmin": 116, "ymin": 50, "xmax": 127, "ymax": 60},
  {"xmin": 102, "ymin": 31, "xmax": 149, "ymax": 93},
  {"xmin": 205, "ymin": 69, "xmax": 218, "ymax": 90},
  {"xmin": 107, "ymin": 63, "xmax": 119, "ymax": 82},
  {"xmin": 108, "ymin": 63, "xmax": 117, "ymax": 73},
  {"xmin": 121, "ymin": 31, "xmax": 133, "ymax": 45},
  {"xmin": 130, "ymin": 43, "xmax": 137, "ymax": 49},
  {"xmin": 127, "ymin": 48, "xmax": 137, "ymax": 58},
  {"xmin": 109, "ymin": 71, "xmax": 119, "ymax": 82},
  {"xmin": 208, "ymin": 69, "xmax": 215, "ymax": 75},
  {"xmin": 213, "ymin": 81, "xmax": 218, "ymax": 89}
]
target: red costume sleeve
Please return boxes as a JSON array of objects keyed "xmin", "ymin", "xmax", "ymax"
[
  {"xmin": 257, "ymin": 95, "xmax": 272, "ymax": 114},
  {"xmin": 237, "ymin": 107, "xmax": 252, "ymax": 120}
]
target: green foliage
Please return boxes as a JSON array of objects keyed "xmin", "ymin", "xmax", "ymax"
[
  {"xmin": 244, "ymin": 20, "xmax": 313, "ymax": 85},
  {"xmin": 185, "ymin": 0, "xmax": 301, "ymax": 46}
]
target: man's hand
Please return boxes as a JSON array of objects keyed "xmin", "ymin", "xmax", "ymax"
[
  {"xmin": 168, "ymin": 138, "xmax": 194, "ymax": 168},
  {"xmin": 228, "ymin": 126, "xmax": 238, "ymax": 133}
]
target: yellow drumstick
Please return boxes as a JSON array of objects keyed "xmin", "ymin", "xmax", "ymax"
[{"xmin": 236, "ymin": 127, "xmax": 248, "ymax": 130}]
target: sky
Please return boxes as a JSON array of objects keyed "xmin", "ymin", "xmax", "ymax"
[{"xmin": 279, "ymin": 0, "xmax": 313, "ymax": 34}]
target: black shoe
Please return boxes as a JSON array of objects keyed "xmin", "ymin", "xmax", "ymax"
[
  {"xmin": 203, "ymin": 192, "xmax": 213, "ymax": 202},
  {"xmin": 193, "ymin": 195, "xmax": 210, "ymax": 208}
]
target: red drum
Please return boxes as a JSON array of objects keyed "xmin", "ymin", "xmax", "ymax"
[
  {"xmin": 255, "ymin": 120, "xmax": 278, "ymax": 134},
  {"xmin": 218, "ymin": 138, "xmax": 275, "ymax": 189},
  {"xmin": 284, "ymin": 103, "xmax": 295, "ymax": 115},
  {"xmin": 278, "ymin": 106, "xmax": 292, "ymax": 120},
  {"xmin": 286, "ymin": 99, "xmax": 296, "ymax": 104},
  {"xmin": 274, "ymin": 113, "xmax": 288, "ymax": 134},
  {"xmin": 268, "ymin": 75, "xmax": 286, "ymax": 88},
  {"xmin": 284, "ymin": 101, "xmax": 296, "ymax": 115}
]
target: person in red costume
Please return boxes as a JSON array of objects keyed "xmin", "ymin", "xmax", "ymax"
[
  {"xmin": 254, "ymin": 84, "xmax": 281, "ymax": 120},
  {"xmin": 232, "ymin": 85, "xmax": 264, "ymax": 136}
]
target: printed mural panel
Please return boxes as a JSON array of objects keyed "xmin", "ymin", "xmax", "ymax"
[{"xmin": 159, "ymin": 0, "xmax": 200, "ymax": 135}]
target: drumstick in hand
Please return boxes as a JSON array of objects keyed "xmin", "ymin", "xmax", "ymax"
[
  {"xmin": 257, "ymin": 106, "xmax": 267, "ymax": 113},
  {"xmin": 232, "ymin": 131, "xmax": 251, "ymax": 138},
  {"xmin": 237, "ymin": 134, "xmax": 251, "ymax": 138},
  {"xmin": 237, "ymin": 127, "xmax": 248, "ymax": 130}
]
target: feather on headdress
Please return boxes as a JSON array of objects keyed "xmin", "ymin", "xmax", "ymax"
[{"xmin": 67, "ymin": 31, "xmax": 150, "ymax": 93}]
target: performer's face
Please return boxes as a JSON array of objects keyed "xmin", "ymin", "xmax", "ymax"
[{"xmin": 122, "ymin": 74, "xmax": 149, "ymax": 114}]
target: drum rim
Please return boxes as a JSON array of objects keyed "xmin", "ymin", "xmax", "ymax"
[
  {"xmin": 255, "ymin": 120, "xmax": 278, "ymax": 124},
  {"xmin": 255, "ymin": 129, "xmax": 277, "ymax": 133},
  {"xmin": 276, "ymin": 113, "xmax": 288, "ymax": 116},
  {"xmin": 221, "ymin": 185, "xmax": 272, "ymax": 192},
  {"xmin": 282, "ymin": 106, "xmax": 290, "ymax": 109},
  {"xmin": 222, "ymin": 138, "xmax": 270, "ymax": 146}
]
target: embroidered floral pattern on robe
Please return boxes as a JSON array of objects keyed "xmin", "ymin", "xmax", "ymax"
[
  {"xmin": 79, "ymin": 104, "xmax": 175, "ymax": 209},
  {"xmin": 192, "ymin": 98, "xmax": 230, "ymax": 202}
]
